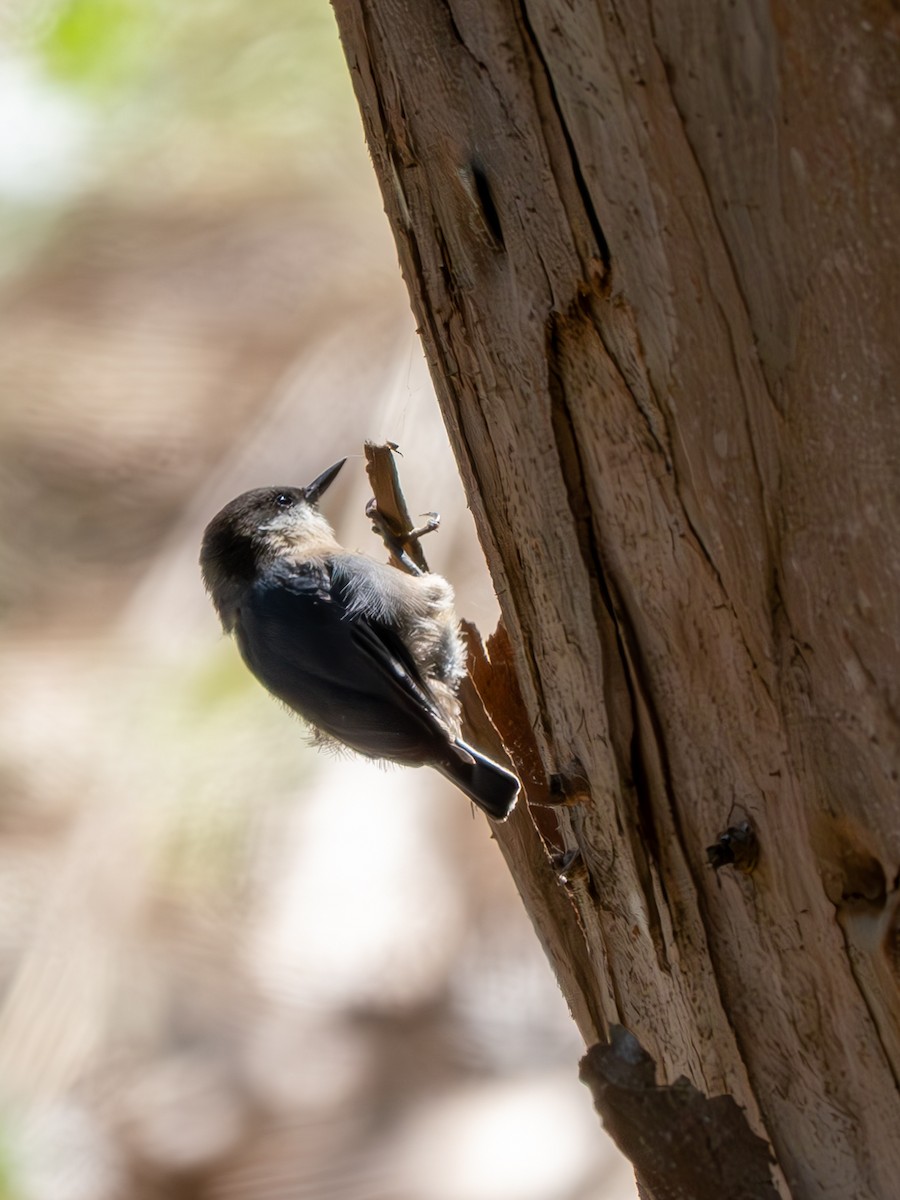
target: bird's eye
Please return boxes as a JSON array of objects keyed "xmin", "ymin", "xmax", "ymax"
[{"xmin": 274, "ymin": 493, "xmax": 295, "ymax": 509}]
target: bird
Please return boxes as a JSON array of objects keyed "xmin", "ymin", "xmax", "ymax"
[{"xmin": 200, "ymin": 458, "xmax": 519, "ymax": 820}]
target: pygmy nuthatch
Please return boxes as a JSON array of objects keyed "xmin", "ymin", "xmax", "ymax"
[{"xmin": 200, "ymin": 458, "xmax": 519, "ymax": 820}]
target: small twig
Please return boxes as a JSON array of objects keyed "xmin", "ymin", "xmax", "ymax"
[{"xmin": 364, "ymin": 442, "xmax": 437, "ymax": 575}]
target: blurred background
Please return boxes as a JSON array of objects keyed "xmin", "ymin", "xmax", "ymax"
[{"xmin": 0, "ymin": 2, "xmax": 636, "ymax": 1197}]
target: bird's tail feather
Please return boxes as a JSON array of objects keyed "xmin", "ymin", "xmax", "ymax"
[{"xmin": 437, "ymin": 740, "xmax": 520, "ymax": 820}]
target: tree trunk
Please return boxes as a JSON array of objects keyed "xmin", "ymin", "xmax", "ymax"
[{"xmin": 331, "ymin": 3, "xmax": 900, "ymax": 1197}]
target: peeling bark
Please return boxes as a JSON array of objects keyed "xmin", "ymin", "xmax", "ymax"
[
  {"xmin": 580, "ymin": 1027, "xmax": 780, "ymax": 1200},
  {"xmin": 333, "ymin": 3, "xmax": 900, "ymax": 1197}
]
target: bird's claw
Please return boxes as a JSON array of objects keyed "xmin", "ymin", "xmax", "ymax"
[
  {"xmin": 366, "ymin": 499, "xmax": 427, "ymax": 576},
  {"xmin": 408, "ymin": 512, "xmax": 440, "ymax": 540}
]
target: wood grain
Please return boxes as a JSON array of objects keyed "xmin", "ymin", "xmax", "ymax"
[{"xmin": 334, "ymin": 3, "xmax": 900, "ymax": 1196}]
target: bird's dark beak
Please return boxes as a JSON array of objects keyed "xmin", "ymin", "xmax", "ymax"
[{"xmin": 303, "ymin": 458, "xmax": 347, "ymax": 505}]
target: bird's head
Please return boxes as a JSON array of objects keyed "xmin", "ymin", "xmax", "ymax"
[{"xmin": 200, "ymin": 459, "xmax": 346, "ymax": 613}]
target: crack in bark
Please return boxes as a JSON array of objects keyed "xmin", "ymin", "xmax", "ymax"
[
  {"xmin": 440, "ymin": 0, "xmax": 612, "ymax": 287},
  {"xmin": 546, "ymin": 311, "xmax": 672, "ymax": 974},
  {"xmin": 545, "ymin": 306, "xmax": 790, "ymax": 1135},
  {"xmin": 666, "ymin": 441, "xmax": 777, "ymax": 710},
  {"xmin": 437, "ymin": 0, "xmax": 542, "ymax": 163},
  {"xmin": 641, "ymin": 6, "xmax": 786, "ymax": 711},
  {"xmin": 588, "ymin": 294, "xmax": 673, "ymax": 470},
  {"xmin": 517, "ymin": 0, "xmax": 612, "ymax": 277},
  {"xmin": 707, "ymin": 288, "xmax": 779, "ymax": 665},
  {"xmin": 645, "ymin": 3, "xmax": 782, "ymax": 421},
  {"xmin": 430, "ymin": 210, "xmax": 561, "ymax": 761}
]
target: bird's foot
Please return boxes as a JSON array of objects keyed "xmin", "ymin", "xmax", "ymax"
[
  {"xmin": 407, "ymin": 511, "xmax": 440, "ymax": 540},
  {"xmin": 366, "ymin": 498, "xmax": 428, "ymax": 576}
]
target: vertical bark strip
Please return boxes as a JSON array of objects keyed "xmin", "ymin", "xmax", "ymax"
[{"xmin": 332, "ymin": 3, "xmax": 900, "ymax": 1196}]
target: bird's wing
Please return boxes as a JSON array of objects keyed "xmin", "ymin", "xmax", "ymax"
[
  {"xmin": 235, "ymin": 558, "xmax": 448, "ymax": 762},
  {"xmin": 347, "ymin": 612, "xmax": 445, "ymax": 721}
]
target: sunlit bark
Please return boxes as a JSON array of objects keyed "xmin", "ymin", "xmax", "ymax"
[{"xmin": 333, "ymin": 4, "xmax": 900, "ymax": 1196}]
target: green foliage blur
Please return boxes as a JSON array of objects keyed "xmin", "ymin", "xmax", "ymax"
[
  {"xmin": 33, "ymin": 0, "xmax": 364, "ymax": 196},
  {"xmin": 41, "ymin": 0, "xmax": 153, "ymax": 93}
]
